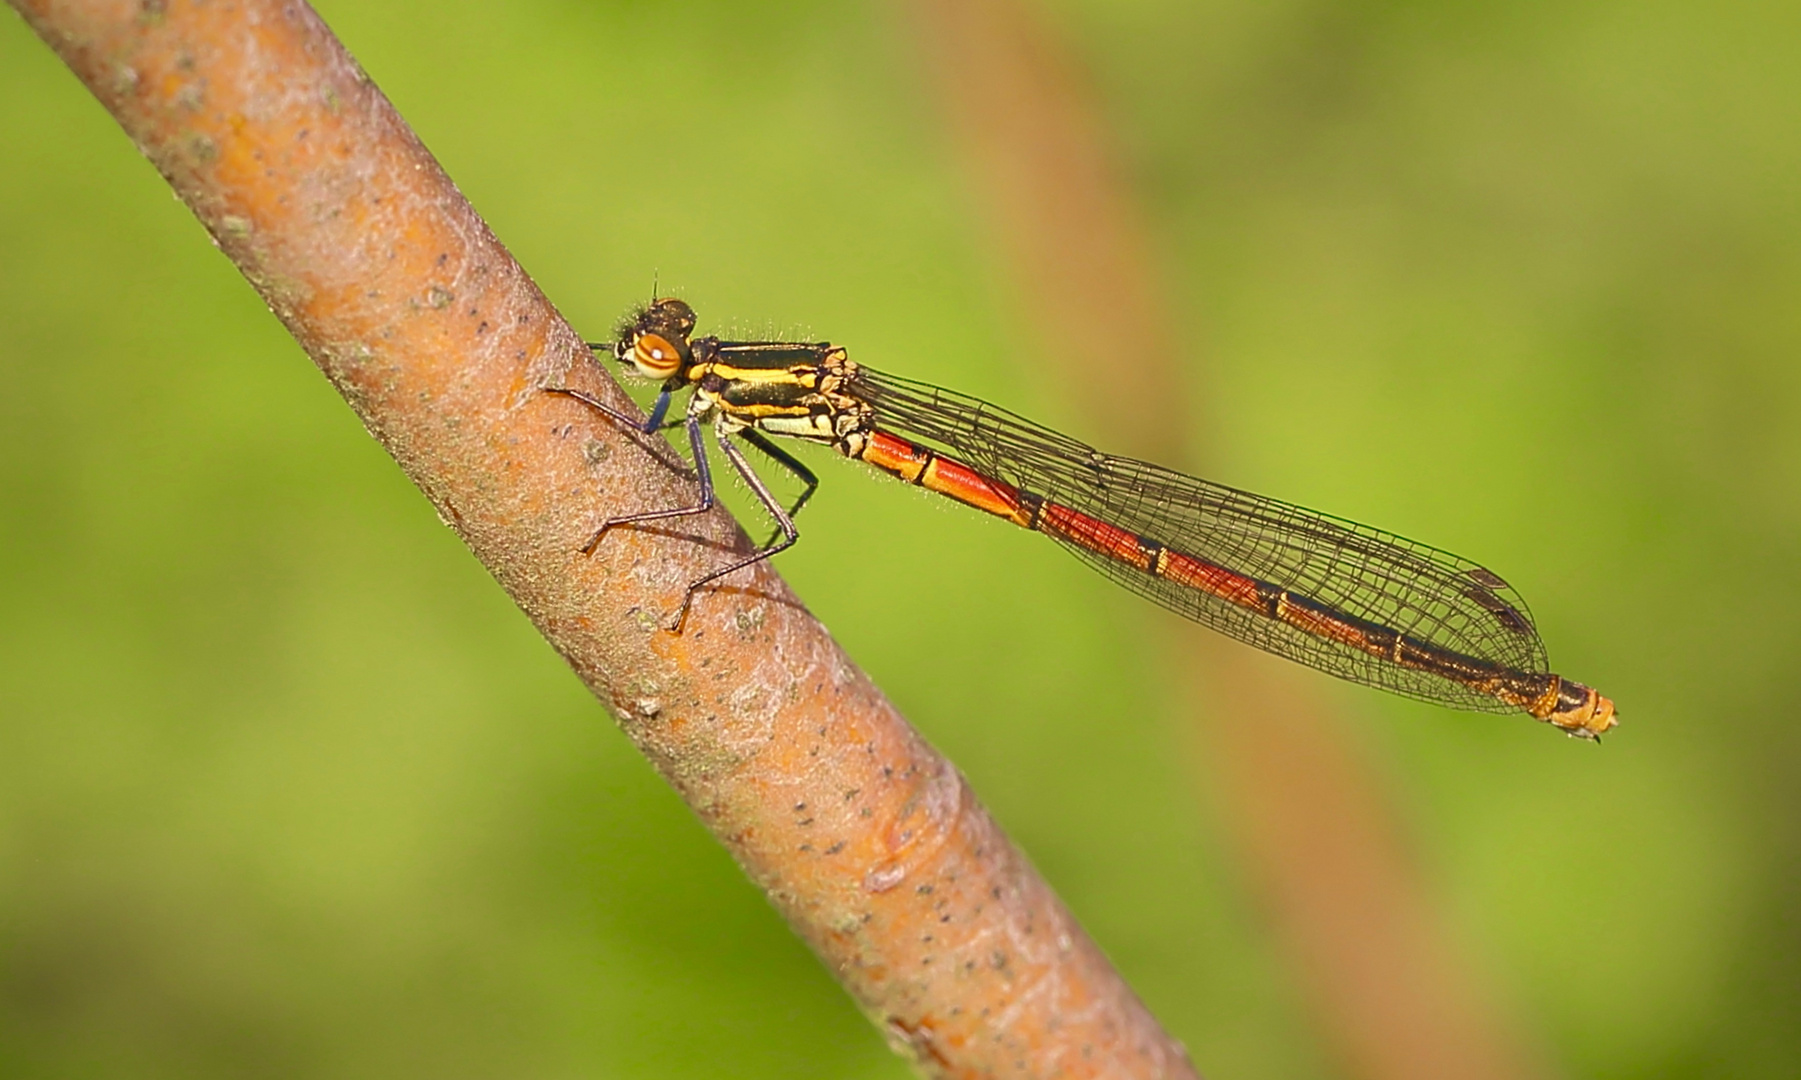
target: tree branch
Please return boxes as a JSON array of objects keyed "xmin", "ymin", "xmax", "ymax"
[{"xmin": 7, "ymin": 1, "xmax": 1198, "ymax": 1076}]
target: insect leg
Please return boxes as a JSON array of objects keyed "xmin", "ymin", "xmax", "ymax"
[
  {"xmin": 739, "ymin": 428, "xmax": 819, "ymax": 546},
  {"xmin": 668, "ymin": 426, "xmax": 801, "ymax": 632},
  {"xmin": 576, "ymin": 411, "xmax": 716, "ymax": 555},
  {"xmin": 545, "ymin": 385, "xmax": 676, "ymax": 437}
]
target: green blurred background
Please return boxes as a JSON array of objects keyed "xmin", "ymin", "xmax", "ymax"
[{"xmin": 2, "ymin": 1, "xmax": 1797, "ymax": 1076}]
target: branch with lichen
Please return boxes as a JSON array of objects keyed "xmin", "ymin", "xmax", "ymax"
[{"xmin": 6, "ymin": 1, "xmax": 1200, "ymax": 1076}]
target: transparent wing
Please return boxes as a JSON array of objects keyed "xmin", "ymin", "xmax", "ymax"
[{"xmin": 851, "ymin": 367, "xmax": 1548, "ymax": 712}]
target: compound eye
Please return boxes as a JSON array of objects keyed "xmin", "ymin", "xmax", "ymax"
[{"xmin": 631, "ymin": 332, "xmax": 684, "ymax": 377}]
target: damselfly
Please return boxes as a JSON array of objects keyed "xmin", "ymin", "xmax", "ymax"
[{"xmin": 549, "ymin": 299, "xmax": 1617, "ymax": 740}]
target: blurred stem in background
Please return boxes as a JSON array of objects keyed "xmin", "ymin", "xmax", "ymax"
[{"xmin": 904, "ymin": 1, "xmax": 1553, "ymax": 1077}]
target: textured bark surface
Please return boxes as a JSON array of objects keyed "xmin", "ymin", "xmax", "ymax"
[{"xmin": 7, "ymin": 1, "xmax": 1200, "ymax": 1076}]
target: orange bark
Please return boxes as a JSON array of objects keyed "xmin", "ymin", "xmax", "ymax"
[{"xmin": 8, "ymin": 1, "xmax": 1198, "ymax": 1076}]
